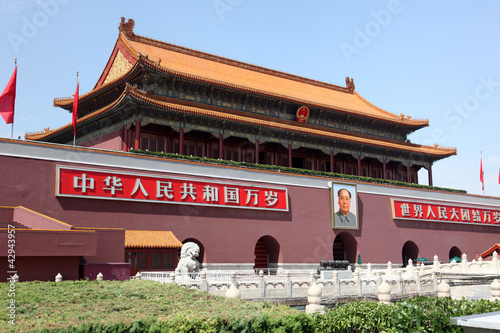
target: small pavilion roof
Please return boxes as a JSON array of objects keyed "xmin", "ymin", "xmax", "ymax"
[{"xmin": 125, "ymin": 230, "xmax": 183, "ymax": 248}]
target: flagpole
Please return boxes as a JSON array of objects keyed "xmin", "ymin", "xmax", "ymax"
[
  {"xmin": 11, "ymin": 58, "xmax": 16, "ymax": 139},
  {"xmin": 73, "ymin": 71, "xmax": 79, "ymax": 147}
]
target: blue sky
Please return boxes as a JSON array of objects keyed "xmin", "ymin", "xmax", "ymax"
[{"xmin": 1, "ymin": 0, "xmax": 499, "ymax": 196}]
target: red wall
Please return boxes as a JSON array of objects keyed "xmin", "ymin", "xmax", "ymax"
[{"xmin": 1, "ymin": 152, "xmax": 499, "ymax": 267}]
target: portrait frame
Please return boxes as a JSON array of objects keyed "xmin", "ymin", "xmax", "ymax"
[{"xmin": 330, "ymin": 182, "xmax": 359, "ymax": 230}]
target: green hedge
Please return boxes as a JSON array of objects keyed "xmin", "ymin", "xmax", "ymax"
[
  {"xmin": 313, "ymin": 296, "xmax": 500, "ymax": 332},
  {"xmin": 129, "ymin": 149, "xmax": 466, "ymax": 194},
  {"xmin": 1, "ymin": 280, "xmax": 499, "ymax": 332}
]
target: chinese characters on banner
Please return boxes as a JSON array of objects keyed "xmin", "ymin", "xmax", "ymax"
[
  {"xmin": 391, "ymin": 199, "xmax": 500, "ymax": 226},
  {"xmin": 56, "ymin": 167, "xmax": 288, "ymax": 211}
]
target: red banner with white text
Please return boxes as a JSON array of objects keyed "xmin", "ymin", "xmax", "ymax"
[
  {"xmin": 391, "ymin": 198, "xmax": 500, "ymax": 226},
  {"xmin": 57, "ymin": 166, "xmax": 288, "ymax": 211}
]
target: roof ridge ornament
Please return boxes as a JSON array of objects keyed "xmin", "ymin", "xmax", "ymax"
[
  {"xmin": 345, "ymin": 77, "xmax": 355, "ymax": 93},
  {"xmin": 119, "ymin": 17, "xmax": 135, "ymax": 39}
]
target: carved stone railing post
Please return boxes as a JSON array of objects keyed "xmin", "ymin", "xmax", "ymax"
[
  {"xmin": 416, "ymin": 271, "xmax": 422, "ymax": 293},
  {"xmin": 490, "ymin": 279, "xmax": 500, "ymax": 301},
  {"xmin": 285, "ymin": 270, "xmax": 292, "ymax": 297},
  {"xmin": 431, "ymin": 272, "xmax": 438, "ymax": 294},
  {"xmin": 55, "ymin": 273, "xmax": 63, "ymax": 282},
  {"xmin": 493, "ymin": 251, "xmax": 499, "ymax": 274},
  {"xmin": 135, "ymin": 271, "xmax": 141, "ymax": 280},
  {"xmin": 354, "ymin": 271, "xmax": 362, "ymax": 295},
  {"xmin": 377, "ymin": 281, "xmax": 391, "ymax": 304},
  {"xmin": 433, "ymin": 255, "xmax": 440, "ymax": 272},
  {"xmin": 367, "ymin": 263, "xmax": 372, "ymax": 277},
  {"xmin": 199, "ymin": 269, "xmax": 208, "ymax": 292},
  {"xmin": 96, "ymin": 272, "xmax": 103, "ymax": 281},
  {"xmin": 437, "ymin": 280, "xmax": 450, "ymax": 298},
  {"xmin": 169, "ymin": 272, "xmax": 176, "ymax": 284},
  {"xmin": 461, "ymin": 253, "xmax": 468, "ymax": 273},
  {"xmin": 407, "ymin": 259, "xmax": 414, "ymax": 277},
  {"xmin": 305, "ymin": 271, "xmax": 325, "ymax": 314},
  {"xmin": 386, "ymin": 261, "xmax": 393, "ymax": 277},
  {"xmin": 226, "ymin": 271, "xmax": 241, "ymax": 298},
  {"xmin": 333, "ymin": 271, "xmax": 340, "ymax": 296},
  {"xmin": 258, "ymin": 270, "xmax": 266, "ymax": 297},
  {"xmin": 396, "ymin": 271, "xmax": 403, "ymax": 294},
  {"xmin": 375, "ymin": 271, "xmax": 382, "ymax": 286}
]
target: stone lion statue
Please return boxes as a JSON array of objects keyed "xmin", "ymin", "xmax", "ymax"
[{"xmin": 175, "ymin": 242, "xmax": 201, "ymax": 275}]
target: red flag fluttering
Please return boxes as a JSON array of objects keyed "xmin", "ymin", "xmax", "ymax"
[
  {"xmin": 72, "ymin": 73, "xmax": 79, "ymax": 137},
  {"xmin": 0, "ymin": 66, "xmax": 17, "ymax": 125},
  {"xmin": 480, "ymin": 155, "xmax": 484, "ymax": 191}
]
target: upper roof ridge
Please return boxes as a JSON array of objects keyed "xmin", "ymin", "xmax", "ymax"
[{"xmin": 118, "ymin": 17, "xmax": 353, "ymax": 95}]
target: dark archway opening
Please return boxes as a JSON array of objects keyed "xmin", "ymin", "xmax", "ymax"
[
  {"xmin": 253, "ymin": 235, "xmax": 280, "ymax": 273},
  {"xmin": 402, "ymin": 241, "xmax": 419, "ymax": 267},
  {"xmin": 333, "ymin": 232, "xmax": 357, "ymax": 264}
]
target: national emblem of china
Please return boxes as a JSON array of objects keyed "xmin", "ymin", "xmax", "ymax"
[{"xmin": 296, "ymin": 106, "xmax": 310, "ymax": 123}]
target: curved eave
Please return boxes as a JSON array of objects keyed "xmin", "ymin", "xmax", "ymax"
[
  {"xmin": 125, "ymin": 87, "xmax": 455, "ymax": 159},
  {"xmin": 31, "ymin": 86, "xmax": 457, "ymax": 159}
]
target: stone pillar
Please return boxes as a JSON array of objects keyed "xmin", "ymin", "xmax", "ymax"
[
  {"xmin": 367, "ymin": 263, "xmax": 372, "ymax": 277},
  {"xmin": 134, "ymin": 120, "xmax": 141, "ymax": 150},
  {"xmin": 305, "ymin": 271, "xmax": 325, "ymax": 314},
  {"xmin": 226, "ymin": 272, "xmax": 241, "ymax": 298},
  {"xmin": 377, "ymin": 281, "xmax": 391, "ymax": 304},
  {"xmin": 407, "ymin": 259, "xmax": 414, "ymax": 277},
  {"xmin": 437, "ymin": 281, "xmax": 451, "ymax": 298},
  {"xmin": 96, "ymin": 272, "xmax": 103, "ymax": 281},
  {"xmin": 55, "ymin": 273, "xmax": 63, "ymax": 282}
]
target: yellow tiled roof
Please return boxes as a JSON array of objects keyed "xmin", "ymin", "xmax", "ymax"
[{"xmin": 125, "ymin": 230, "xmax": 183, "ymax": 248}]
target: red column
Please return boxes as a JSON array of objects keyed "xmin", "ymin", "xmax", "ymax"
[
  {"xmin": 218, "ymin": 134, "xmax": 223, "ymax": 159},
  {"xmin": 406, "ymin": 163, "xmax": 411, "ymax": 183},
  {"xmin": 357, "ymin": 155, "xmax": 362, "ymax": 176},
  {"xmin": 428, "ymin": 165, "xmax": 433, "ymax": 186},
  {"xmin": 134, "ymin": 120, "xmax": 140, "ymax": 150},
  {"xmin": 255, "ymin": 139, "xmax": 260, "ymax": 164},
  {"xmin": 383, "ymin": 158, "xmax": 387, "ymax": 179},
  {"xmin": 288, "ymin": 144, "xmax": 292, "ymax": 167},
  {"xmin": 179, "ymin": 127, "xmax": 184, "ymax": 155},
  {"xmin": 330, "ymin": 151, "xmax": 334, "ymax": 173},
  {"xmin": 122, "ymin": 126, "xmax": 128, "ymax": 152}
]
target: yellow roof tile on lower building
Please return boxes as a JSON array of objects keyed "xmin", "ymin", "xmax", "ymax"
[{"xmin": 125, "ymin": 230, "xmax": 183, "ymax": 248}]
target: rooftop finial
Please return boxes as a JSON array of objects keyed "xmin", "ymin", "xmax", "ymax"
[
  {"xmin": 119, "ymin": 17, "xmax": 135, "ymax": 38},
  {"xmin": 345, "ymin": 77, "xmax": 355, "ymax": 93}
]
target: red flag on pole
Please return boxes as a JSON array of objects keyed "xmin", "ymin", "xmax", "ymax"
[
  {"xmin": 0, "ymin": 66, "xmax": 17, "ymax": 125},
  {"xmin": 72, "ymin": 72, "xmax": 79, "ymax": 139},
  {"xmin": 480, "ymin": 155, "xmax": 484, "ymax": 191}
]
